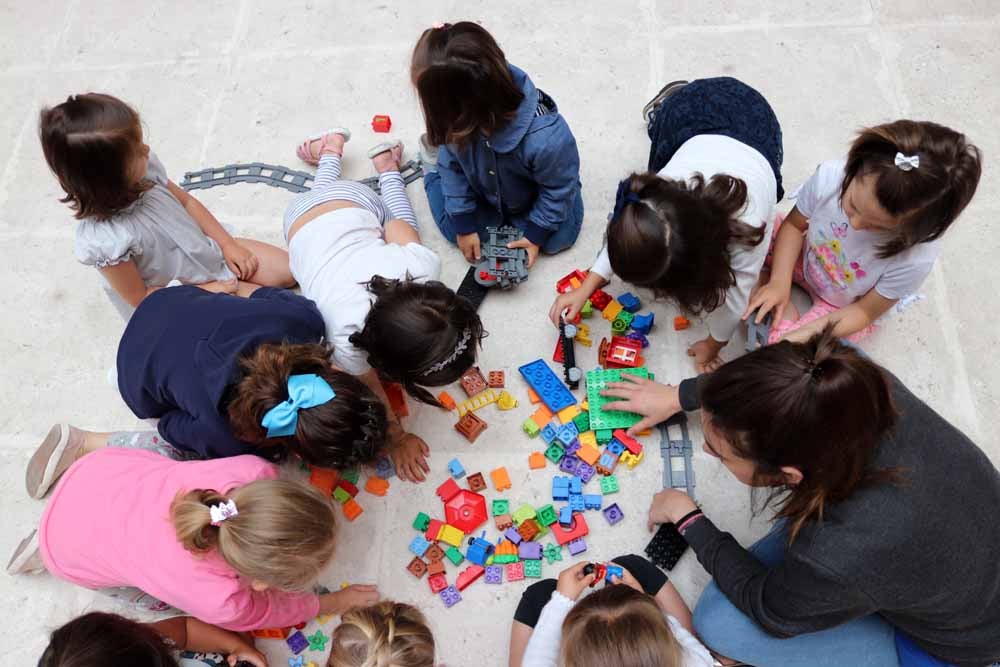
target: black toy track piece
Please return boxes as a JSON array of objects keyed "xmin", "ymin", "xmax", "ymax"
[
  {"xmin": 559, "ymin": 318, "xmax": 582, "ymax": 389},
  {"xmin": 645, "ymin": 522, "xmax": 689, "ymax": 571},
  {"xmin": 180, "ymin": 160, "xmax": 424, "ymax": 194},
  {"xmin": 746, "ymin": 307, "xmax": 773, "ymax": 352},
  {"xmin": 456, "ymin": 265, "xmax": 490, "ymax": 311}
]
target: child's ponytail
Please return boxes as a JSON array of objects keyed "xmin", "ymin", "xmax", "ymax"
[{"xmin": 171, "ymin": 480, "xmax": 337, "ymax": 592}]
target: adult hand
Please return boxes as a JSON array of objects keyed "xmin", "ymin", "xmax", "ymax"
[
  {"xmin": 647, "ymin": 488, "xmax": 698, "ymax": 531},
  {"xmin": 599, "ymin": 374, "xmax": 681, "ymax": 436},
  {"xmin": 548, "ymin": 288, "xmax": 590, "ymax": 326},
  {"xmin": 507, "ymin": 237, "xmax": 540, "ymax": 268},
  {"xmin": 222, "ymin": 241, "xmax": 260, "ymax": 281},
  {"xmin": 744, "ymin": 280, "xmax": 791, "ymax": 327},
  {"xmin": 607, "ymin": 565, "xmax": 643, "ymax": 593},
  {"xmin": 687, "ymin": 336, "xmax": 727, "ymax": 374},
  {"xmin": 556, "ymin": 562, "xmax": 597, "ymax": 600},
  {"xmin": 389, "ymin": 428, "xmax": 430, "ymax": 483},
  {"xmin": 457, "ymin": 232, "xmax": 481, "ymax": 264},
  {"xmin": 319, "ymin": 584, "xmax": 380, "ymax": 616},
  {"xmin": 226, "ymin": 641, "xmax": 268, "ymax": 667}
]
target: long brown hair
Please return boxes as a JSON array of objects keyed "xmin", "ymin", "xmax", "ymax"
[
  {"xmin": 39, "ymin": 93, "xmax": 151, "ymax": 220},
  {"xmin": 329, "ymin": 601, "xmax": 436, "ymax": 667},
  {"xmin": 411, "ymin": 22, "xmax": 524, "ymax": 148},
  {"xmin": 560, "ymin": 585, "xmax": 681, "ymax": 667},
  {"xmin": 700, "ymin": 326, "xmax": 899, "ymax": 542},
  {"xmin": 607, "ymin": 171, "xmax": 763, "ymax": 315},
  {"xmin": 39, "ymin": 612, "xmax": 177, "ymax": 667},
  {"xmin": 842, "ymin": 119, "xmax": 981, "ymax": 257}
]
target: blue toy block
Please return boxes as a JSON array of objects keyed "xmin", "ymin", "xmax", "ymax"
[
  {"xmin": 576, "ymin": 462, "xmax": 596, "ymax": 484},
  {"xmin": 605, "ymin": 564, "xmax": 624, "ymax": 581},
  {"xmin": 569, "ymin": 477, "xmax": 582, "ymax": 494},
  {"xmin": 466, "ymin": 534, "xmax": 494, "ymax": 566},
  {"xmin": 603, "ymin": 503, "xmax": 624, "ymax": 525},
  {"xmin": 552, "ymin": 476, "xmax": 570, "ymax": 501},
  {"xmin": 559, "ymin": 506, "xmax": 574, "ymax": 526},
  {"xmin": 569, "ymin": 494, "xmax": 585, "ymax": 512},
  {"xmin": 540, "ymin": 423, "xmax": 557, "ymax": 444},
  {"xmin": 556, "ymin": 422, "xmax": 579, "ymax": 446},
  {"xmin": 607, "ymin": 440, "xmax": 625, "ymax": 456},
  {"xmin": 447, "ymin": 458, "xmax": 465, "ymax": 479},
  {"xmin": 518, "ymin": 541, "xmax": 543, "ymax": 560},
  {"xmin": 567, "ymin": 538, "xmax": 587, "ymax": 556},
  {"xmin": 287, "ymin": 631, "xmax": 309, "ymax": 654},
  {"xmin": 560, "ymin": 454, "xmax": 581, "ymax": 474},
  {"xmin": 485, "ymin": 564, "xmax": 503, "ymax": 584},
  {"xmin": 518, "ymin": 359, "xmax": 576, "ymax": 412},
  {"xmin": 626, "ymin": 331, "xmax": 650, "ymax": 348},
  {"xmin": 618, "ymin": 292, "xmax": 641, "ymax": 313},
  {"xmin": 440, "ymin": 585, "xmax": 462, "ymax": 608},
  {"xmin": 409, "ymin": 536, "xmax": 430, "ymax": 557},
  {"xmin": 375, "ymin": 456, "xmax": 396, "ymax": 479},
  {"xmin": 504, "ymin": 527, "xmax": 523, "ymax": 545},
  {"xmin": 631, "ymin": 312, "xmax": 655, "ymax": 334},
  {"xmin": 583, "ymin": 494, "xmax": 602, "ymax": 510}
]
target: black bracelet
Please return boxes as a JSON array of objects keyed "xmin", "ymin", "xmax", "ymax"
[{"xmin": 676, "ymin": 508, "xmax": 704, "ymax": 534}]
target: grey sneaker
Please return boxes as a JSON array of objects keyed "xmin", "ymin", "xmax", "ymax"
[
  {"xmin": 25, "ymin": 423, "xmax": 85, "ymax": 499},
  {"xmin": 418, "ymin": 133, "xmax": 439, "ymax": 169},
  {"xmin": 7, "ymin": 530, "xmax": 45, "ymax": 575},
  {"xmin": 643, "ymin": 80, "xmax": 689, "ymax": 123}
]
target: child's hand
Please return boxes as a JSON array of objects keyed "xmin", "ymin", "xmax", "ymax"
[
  {"xmin": 198, "ymin": 278, "xmax": 239, "ymax": 295},
  {"xmin": 556, "ymin": 562, "xmax": 597, "ymax": 601},
  {"xmin": 320, "ymin": 584, "xmax": 380, "ymax": 616},
  {"xmin": 607, "ymin": 565, "xmax": 644, "ymax": 593},
  {"xmin": 507, "ymin": 237, "xmax": 540, "ymax": 268},
  {"xmin": 389, "ymin": 429, "xmax": 431, "ymax": 483},
  {"xmin": 222, "ymin": 241, "xmax": 260, "ymax": 281},
  {"xmin": 647, "ymin": 488, "xmax": 698, "ymax": 530},
  {"xmin": 687, "ymin": 336, "xmax": 727, "ymax": 374},
  {"xmin": 548, "ymin": 288, "xmax": 590, "ymax": 326},
  {"xmin": 599, "ymin": 374, "xmax": 681, "ymax": 436},
  {"xmin": 226, "ymin": 641, "xmax": 268, "ymax": 667},
  {"xmin": 457, "ymin": 232, "xmax": 482, "ymax": 264},
  {"xmin": 744, "ymin": 280, "xmax": 791, "ymax": 326}
]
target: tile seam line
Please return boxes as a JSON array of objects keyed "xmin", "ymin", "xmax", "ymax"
[{"xmin": 199, "ymin": 0, "xmax": 251, "ymax": 166}]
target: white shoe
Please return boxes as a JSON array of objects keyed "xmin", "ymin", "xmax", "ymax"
[
  {"xmin": 25, "ymin": 423, "xmax": 85, "ymax": 499},
  {"xmin": 7, "ymin": 530, "xmax": 45, "ymax": 575}
]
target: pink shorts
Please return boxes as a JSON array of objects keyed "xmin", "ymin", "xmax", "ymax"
[{"xmin": 765, "ymin": 214, "xmax": 876, "ymax": 344}]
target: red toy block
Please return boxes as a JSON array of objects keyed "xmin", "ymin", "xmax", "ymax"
[
  {"xmin": 342, "ymin": 499, "xmax": 363, "ymax": 521},
  {"xmin": 308, "ymin": 466, "xmax": 339, "ymax": 496},
  {"xmin": 613, "ymin": 429, "xmax": 643, "ymax": 455},
  {"xmin": 506, "ymin": 562, "xmax": 525, "ymax": 582},
  {"xmin": 455, "ymin": 565, "xmax": 485, "ymax": 591},
  {"xmin": 674, "ymin": 315, "xmax": 690, "ymax": 330},
  {"xmin": 425, "ymin": 518, "xmax": 445, "ymax": 542},
  {"xmin": 438, "ymin": 391, "xmax": 457, "ymax": 411},
  {"xmin": 436, "ymin": 479, "xmax": 461, "ymax": 503},
  {"xmin": 365, "ymin": 477, "xmax": 389, "ymax": 496},
  {"xmin": 427, "ymin": 560, "xmax": 446, "ymax": 576},
  {"xmin": 488, "ymin": 370, "xmax": 505, "ymax": 388},
  {"xmin": 466, "ymin": 472, "xmax": 487, "ymax": 492},
  {"xmin": 444, "ymin": 488, "xmax": 489, "ymax": 533},
  {"xmin": 490, "ymin": 467, "xmax": 512, "ymax": 491},
  {"xmin": 428, "ymin": 573, "xmax": 447, "ymax": 594},
  {"xmin": 553, "ymin": 334, "xmax": 565, "ymax": 364},
  {"xmin": 604, "ymin": 335, "xmax": 643, "ymax": 369},
  {"xmin": 251, "ymin": 627, "xmax": 290, "ymax": 639},
  {"xmin": 425, "ymin": 544, "xmax": 445, "ymax": 562},
  {"xmin": 381, "ymin": 380, "xmax": 409, "ymax": 418},
  {"xmin": 407, "ymin": 557, "xmax": 428, "ymax": 579},
  {"xmin": 555, "ymin": 269, "xmax": 589, "ymax": 294},
  {"xmin": 455, "ymin": 412, "xmax": 488, "ymax": 443},
  {"xmin": 371, "ymin": 114, "xmax": 392, "ymax": 132},
  {"xmin": 459, "ymin": 367, "xmax": 488, "ymax": 397},
  {"xmin": 336, "ymin": 479, "xmax": 359, "ymax": 497},
  {"xmin": 551, "ymin": 512, "xmax": 589, "ymax": 546},
  {"xmin": 589, "ymin": 289, "xmax": 612, "ymax": 312}
]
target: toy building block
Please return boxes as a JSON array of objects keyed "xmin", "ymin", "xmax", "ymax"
[
  {"xmin": 375, "ymin": 457, "xmax": 396, "ymax": 480},
  {"xmin": 306, "ymin": 630, "xmax": 329, "ymax": 652},
  {"xmin": 620, "ymin": 450, "xmax": 644, "ymax": 469},
  {"xmin": 308, "ymin": 466, "xmax": 339, "ymax": 496},
  {"xmin": 569, "ymin": 477, "xmax": 582, "ymax": 494},
  {"xmin": 436, "ymin": 479, "xmax": 460, "ymax": 503},
  {"xmin": 425, "ymin": 544, "xmax": 445, "ymax": 562},
  {"xmin": 540, "ymin": 423, "xmax": 557, "ymax": 444},
  {"xmin": 603, "ymin": 503, "xmax": 624, "ymax": 525},
  {"xmin": 252, "ymin": 627, "xmax": 290, "ymax": 639},
  {"xmin": 518, "ymin": 519, "xmax": 540, "ymax": 542},
  {"xmin": 427, "ymin": 560, "xmax": 446, "ymax": 577},
  {"xmin": 552, "ymin": 476, "xmax": 570, "ymax": 501},
  {"xmin": 559, "ymin": 505, "xmax": 574, "ymax": 526},
  {"xmin": 646, "ymin": 522, "xmax": 688, "ymax": 571},
  {"xmin": 524, "ymin": 559, "xmax": 543, "ymax": 578},
  {"xmin": 492, "ymin": 499, "xmax": 510, "ymax": 516},
  {"xmin": 445, "ymin": 546, "xmax": 465, "ymax": 566},
  {"xmin": 287, "ymin": 631, "xmax": 309, "ymax": 654},
  {"xmin": 673, "ymin": 315, "xmax": 690, "ymax": 330},
  {"xmin": 506, "ymin": 561, "xmax": 525, "ymax": 582},
  {"xmin": 556, "ymin": 422, "xmax": 579, "ymax": 446},
  {"xmin": 589, "ymin": 289, "xmax": 612, "ymax": 311},
  {"xmin": 572, "ymin": 410, "xmax": 591, "ymax": 433},
  {"xmin": 457, "ymin": 388, "xmax": 499, "ymax": 416},
  {"xmin": 522, "ymin": 418, "xmax": 541, "ymax": 438},
  {"xmin": 607, "ymin": 439, "xmax": 626, "ymax": 456},
  {"xmin": 578, "ymin": 431, "xmax": 597, "ymax": 449},
  {"xmin": 582, "ymin": 562, "xmax": 607, "ymax": 585},
  {"xmin": 371, "ymin": 114, "xmax": 392, "ymax": 132},
  {"xmin": 443, "ymin": 485, "xmax": 488, "ymax": 532},
  {"xmin": 381, "ymin": 381, "xmax": 409, "ymax": 418},
  {"xmin": 596, "ymin": 429, "xmax": 613, "ymax": 444},
  {"xmin": 569, "ymin": 495, "xmax": 585, "ymax": 512},
  {"xmin": 618, "ymin": 292, "xmax": 641, "ymax": 313},
  {"xmin": 455, "ymin": 564, "xmax": 485, "ymax": 591},
  {"xmin": 576, "ymin": 442, "xmax": 600, "ymax": 465},
  {"xmin": 465, "ymin": 535, "xmax": 494, "ymax": 566},
  {"xmin": 460, "ymin": 367, "xmax": 488, "ymax": 397},
  {"xmin": 544, "ymin": 543, "xmax": 563, "ymax": 564},
  {"xmin": 545, "ymin": 442, "xmax": 565, "ymax": 464},
  {"xmin": 490, "ymin": 467, "xmax": 512, "ymax": 491},
  {"xmin": 531, "ymin": 405, "xmax": 555, "ymax": 428},
  {"xmin": 495, "ymin": 513, "xmax": 513, "ymax": 531},
  {"xmin": 474, "ymin": 225, "xmax": 529, "ymax": 289},
  {"xmin": 595, "ymin": 452, "xmax": 618, "ymax": 476},
  {"xmin": 567, "ymin": 538, "xmax": 588, "ymax": 556},
  {"xmin": 485, "ymin": 564, "xmax": 503, "ymax": 584},
  {"xmin": 497, "ymin": 390, "xmax": 518, "ymax": 410},
  {"xmin": 437, "ymin": 524, "xmax": 465, "ymax": 547},
  {"xmin": 428, "ymin": 573, "xmax": 447, "ymax": 594},
  {"xmin": 556, "ymin": 269, "xmax": 589, "ymax": 294},
  {"xmin": 494, "ymin": 539, "xmax": 519, "ymax": 563},
  {"xmin": 626, "ymin": 331, "xmax": 650, "ymax": 348},
  {"xmin": 289, "ymin": 656, "xmax": 305, "ymax": 667},
  {"xmin": 518, "ymin": 359, "xmax": 576, "ymax": 412},
  {"xmin": 518, "ymin": 541, "xmax": 543, "ymax": 560},
  {"xmin": 614, "ymin": 429, "xmax": 643, "ymax": 455},
  {"xmin": 611, "ymin": 311, "xmax": 634, "ymax": 334},
  {"xmin": 580, "ymin": 300, "xmax": 594, "ymax": 318},
  {"xmin": 504, "ymin": 526, "xmax": 523, "ymax": 545},
  {"xmin": 631, "ymin": 312, "xmax": 655, "ymax": 335},
  {"xmin": 337, "ymin": 479, "xmax": 359, "ymax": 497},
  {"xmin": 448, "ymin": 458, "xmax": 466, "ymax": 479},
  {"xmin": 551, "ymin": 512, "xmax": 589, "ymax": 545},
  {"xmin": 565, "ymin": 439, "xmax": 581, "ymax": 456},
  {"xmin": 342, "ymin": 499, "xmax": 363, "ymax": 521},
  {"xmin": 425, "ymin": 519, "xmax": 444, "ymax": 542},
  {"xmin": 605, "ymin": 564, "xmax": 624, "ymax": 581},
  {"xmin": 602, "ymin": 300, "xmax": 624, "ymax": 322},
  {"xmin": 576, "ymin": 462, "xmax": 596, "ymax": 484},
  {"xmin": 583, "ymin": 494, "xmax": 602, "ymax": 510},
  {"xmin": 529, "ymin": 451, "xmax": 547, "ymax": 469},
  {"xmin": 536, "ymin": 504, "xmax": 558, "ymax": 526},
  {"xmin": 745, "ymin": 307, "xmax": 773, "ymax": 352},
  {"xmin": 440, "ymin": 585, "xmax": 462, "ymax": 608},
  {"xmin": 527, "ymin": 387, "xmax": 541, "ymax": 404},
  {"xmin": 455, "ymin": 412, "xmax": 488, "ymax": 443},
  {"xmin": 659, "ymin": 414, "xmax": 696, "ymax": 497},
  {"xmin": 409, "ymin": 536, "xmax": 431, "ymax": 557},
  {"xmin": 333, "ymin": 487, "xmax": 351, "ymax": 504},
  {"xmin": 603, "ymin": 335, "xmax": 643, "ymax": 369},
  {"xmin": 413, "ymin": 512, "xmax": 431, "ymax": 532},
  {"xmin": 557, "ymin": 404, "xmax": 581, "ymax": 424},
  {"xmin": 559, "ymin": 454, "xmax": 581, "ymax": 475},
  {"xmin": 488, "ymin": 370, "xmax": 505, "ymax": 388},
  {"xmin": 466, "ymin": 472, "xmax": 487, "ymax": 492},
  {"xmin": 600, "ymin": 475, "xmax": 619, "ymax": 494},
  {"xmin": 365, "ymin": 477, "xmax": 389, "ymax": 496},
  {"xmin": 512, "ymin": 503, "xmax": 537, "ymax": 525},
  {"xmin": 437, "ymin": 391, "xmax": 457, "ymax": 411},
  {"xmin": 586, "ymin": 367, "xmax": 651, "ymax": 432},
  {"xmin": 341, "ymin": 468, "xmax": 360, "ymax": 484}
]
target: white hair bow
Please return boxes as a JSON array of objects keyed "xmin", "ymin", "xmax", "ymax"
[
  {"xmin": 894, "ymin": 152, "xmax": 919, "ymax": 171},
  {"xmin": 209, "ymin": 499, "xmax": 238, "ymax": 525}
]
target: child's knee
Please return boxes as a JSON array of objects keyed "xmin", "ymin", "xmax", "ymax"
[{"xmin": 513, "ymin": 579, "xmax": 557, "ymax": 626}]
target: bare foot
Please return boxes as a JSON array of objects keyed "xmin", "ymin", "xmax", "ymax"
[{"xmin": 372, "ymin": 143, "xmax": 403, "ymax": 173}]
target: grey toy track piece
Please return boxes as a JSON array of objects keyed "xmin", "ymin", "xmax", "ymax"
[
  {"xmin": 746, "ymin": 307, "xmax": 773, "ymax": 352},
  {"xmin": 473, "ymin": 225, "xmax": 529, "ymax": 289},
  {"xmin": 180, "ymin": 159, "xmax": 424, "ymax": 195},
  {"xmin": 658, "ymin": 414, "xmax": 695, "ymax": 499}
]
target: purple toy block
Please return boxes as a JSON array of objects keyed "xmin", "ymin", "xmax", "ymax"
[
  {"xmin": 518, "ymin": 541, "xmax": 543, "ymax": 560},
  {"xmin": 565, "ymin": 439, "xmax": 581, "ymax": 455},
  {"xmin": 576, "ymin": 463, "xmax": 596, "ymax": 483},
  {"xmin": 485, "ymin": 564, "xmax": 503, "ymax": 584},
  {"xmin": 504, "ymin": 527, "xmax": 523, "ymax": 544},
  {"xmin": 567, "ymin": 538, "xmax": 587, "ymax": 556},
  {"xmin": 560, "ymin": 454, "xmax": 581, "ymax": 474},
  {"xmin": 603, "ymin": 503, "xmax": 624, "ymax": 525},
  {"xmin": 440, "ymin": 585, "xmax": 462, "ymax": 608},
  {"xmin": 286, "ymin": 631, "xmax": 309, "ymax": 654}
]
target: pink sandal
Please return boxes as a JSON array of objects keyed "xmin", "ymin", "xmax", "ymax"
[{"xmin": 296, "ymin": 127, "xmax": 351, "ymax": 166}]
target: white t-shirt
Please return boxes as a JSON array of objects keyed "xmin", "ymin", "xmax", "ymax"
[
  {"xmin": 521, "ymin": 591, "xmax": 714, "ymax": 667},
  {"xmin": 592, "ymin": 134, "xmax": 777, "ymax": 342},
  {"xmin": 288, "ymin": 208, "xmax": 441, "ymax": 375},
  {"xmin": 793, "ymin": 159, "xmax": 940, "ymax": 308}
]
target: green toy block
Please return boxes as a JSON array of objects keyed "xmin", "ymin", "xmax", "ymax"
[
  {"xmin": 586, "ymin": 367, "xmax": 651, "ymax": 432},
  {"xmin": 492, "ymin": 499, "xmax": 510, "ymax": 516},
  {"xmin": 413, "ymin": 512, "xmax": 431, "ymax": 531},
  {"xmin": 522, "ymin": 418, "xmax": 541, "ymax": 438},
  {"xmin": 544, "ymin": 543, "xmax": 563, "ymax": 564},
  {"xmin": 512, "ymin": 503, "xmax": 537, "ymax": 525},
  {"xmin": 612, "ymin": 311, "xmax": 634, "ymax": 334},
  {"xmin": 572, "ymin": 410, "xmax": 591, "ymax": 433},
  {"xmin": 486, "ymin": 554, "xmax": 494, "ymax": 566},
  {"xmin": 524, "ymin": 559, "xmax": 543, "ymax": 578},
  {"xmin": 445, "ymin": 546, "xmax": 464, "ymax": 566},
  {"xmin": 596, "ymin": 429, "xmax": 613, "ymax": 444},
  {"xmin": 545, "ymin": 442, "xmax": 565, "ymax": 464},
  {"xmin": 534, "ymin": 521, "xmax": 550, "ymax": 539},
  {"xmin": 494, "ymin": 554, "xmax": 519, "ymax": 564},
  {"xmin": 536, "ymin": 504, "xmax": 558, "ymax": 526},
  {"xmin": 600, "ymin": 475, "xmax": 619, "ymax": 494},
  {"xmin": 333, "ymin": 487, "xmax": 351, "ymax": 504},
  {"xmin": 580, "ymin": 300, "xmax": 593, "ymax": 318},
  {"xmin": 341, "ymin": 468, "xmax": 360, "ymax": 484}
]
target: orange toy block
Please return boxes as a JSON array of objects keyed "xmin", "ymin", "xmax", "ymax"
[
  {"xmin": 602, "ymin": 300, "xmax": 624, "ymax": 322},
  {"xmin": 308, "ymin": 466, "xmax": 339, "ymax": 496},
  {"xmin": 251, "ymin": 627, "xmax": 290, "ymax": 639},
  {"xmin": 527, "ymin": 387, "xmax": 541, "ymax": 404},
  {"xmin": 488, "ymin": 370, "xmax": 505, "ymax": 388},
  {"xmin": 437, "ymin": 391, "xmax": 457, "ymax": 411},
  {"xmin": 381, "ymin": 381, "xmax": 409, "ymax": 417},
  {"xmin": 490, "ymin": 467, "xmax": 512, "ymax": 491},
  {"xmin": 530, "ymin": 405, "xmax": 554, "ymax": 428},
  {"xmin": 577, "ymin": 443, "xmax": 601, "ymax": 466},
  {"xmin": 365, "ymin": 477, "xmax": 389, "ymax": 496},
  {"xmin": 342, "ymin": 499, "xmax": 363, "ymax": 521},
  {"xmin": 674, "ymin": 315, "xmax": 690, "ymax": 330},
  {"xmin": 528, "ymin": 452, "xmax": 547, "ymax": 469}
]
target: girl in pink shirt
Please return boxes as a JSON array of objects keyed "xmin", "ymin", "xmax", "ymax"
[{"xmin": 8, "ymin": 448, "xmax": 378, "ymax": 631}]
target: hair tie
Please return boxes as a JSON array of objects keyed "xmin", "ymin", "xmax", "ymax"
[
  {"xmin": 609, "ymin": 177, "xmax": 642, "ymax": 222},
  {"xmin": 209, "ymin": 499, "xmax": 238, "ymax": 526},
  {"xmin": 804, "ymin": 361, "xmax": 823, "ymax": 380},
  {"xmin": 432, "ymin": 22, "xmax": 449, "ymax": 29},
  {"xmin": 894, "ymin": 152, "xmax": 919, "ymax": 171},
  {"xmin": 261, "ymin": 374, "xmax": 336, "ymax": 438},
  {"xmin": 421, "ymin": 327, "xmax": 472, "ymax": 376}
]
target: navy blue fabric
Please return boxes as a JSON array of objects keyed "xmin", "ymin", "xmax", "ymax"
[
  {"xmin": 434, "ymin": 64, "xmax": 583, "ymax": 247},
  {"xmin": 647, "ymin": 76, "xmax": 785, "ymax": 201},
  {"xmin": 117, "ymin": 286, "xmax": 325, "ymax": 459}
]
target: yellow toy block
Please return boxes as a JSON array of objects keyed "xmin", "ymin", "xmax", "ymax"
[
  {"xmin": 437, "ymin": 524, "xmax": 465, "ymax": 547},
  {"xmin": 581, "ymin": 400, "xmax": 589, "ymax": 411},
  {"xmin": 620, "ymin": 450, "xmax": 644, "ymax": 469},
  {"xmin": 457, "ymin": 389, "xmax": 499, "ymax": 416},
  {"xmin": 602, "ymin": 300, "xmax": 624, "ymax": 322},
  {"xmin": 497, "ymin": 390, "xmax": 518, "ymax": 410},
  {"xmin": 557, "ymin": 404, "xmax": 580, "ymax": 424},
  {"xmin": 577, "ymin": 443, "xmax": 601, "ymax": 465},
  {"xmin": 574, "ymin": 323, "xmax": 592, "ymax": 347},
  {"xmin": 578, "ymin": 431, "xmax": 597, "ymax": 449}
]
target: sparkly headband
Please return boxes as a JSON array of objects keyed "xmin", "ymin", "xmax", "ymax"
[{"xmin": 422, "ymin": 327, "xmax": 472, "ymax": 376}]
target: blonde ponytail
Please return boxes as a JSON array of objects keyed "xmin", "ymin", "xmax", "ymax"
[{"xmin": 329, "ymin": 601, "xmax": 435, "ymax": 667}]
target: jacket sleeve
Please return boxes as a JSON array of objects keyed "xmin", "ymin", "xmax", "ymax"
[
  {"xmin": 523, "ymin": 119, "xmax": 581, "ymax": 246},
  {"xmin": 248, "ymin": 287, "xmax": 326, "ymax": 341},
  {"xmin": 683, "ymin": 518, "xmax": 878, "ymax": 637},
  {"xmin": 157, "ymin": 409, "xmax": 245, "ymax": 458},
  {"xmin": 437, "ymin": 144, "xmax": 481, "ymax": 236}
]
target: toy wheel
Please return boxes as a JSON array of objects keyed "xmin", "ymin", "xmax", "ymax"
[
  {"xmin": 564, "ymin": 324, "xmax": 578, "ymax": 337},
  {"xmin": 568, "ymin": 367, "xmax": 582, "ymax": 383}
]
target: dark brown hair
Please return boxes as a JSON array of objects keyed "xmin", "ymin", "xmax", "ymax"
[
  {"xmin": 411, "ymin": 21, "xmax": 524, "ymax": 147},
  {"xmin": 842, "ymin": 119, "xmax": 982, "ymax": 257},
  {"xmin": 38, "ymin": 612, "xmax": 177, "ymax": 667},
  {"xmin": 700, "ymin": 325, "xmax": 899, "ymax": 542},
  {"xmin": 348, "ymin": 276, "xmax": 485, "ymax": 406},
  {"xmin": 608, "ymin": 171, "xmax": 763, "ymax": 315},
  {"xmin": 39, "ymin": 93, "xmax": 151, "ymax": 221},
  {"xmin": 560, "ymin": 585, "xmax": 681, "ymax": 667},
  {"xmin": 227, "ymin": 342, "xmax": 387, "ymax": 469}
]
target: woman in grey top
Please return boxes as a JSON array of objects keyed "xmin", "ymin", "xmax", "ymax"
[{"xmin": 40, "ymin": 93, "xmax": 295, "ymax": 318}]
